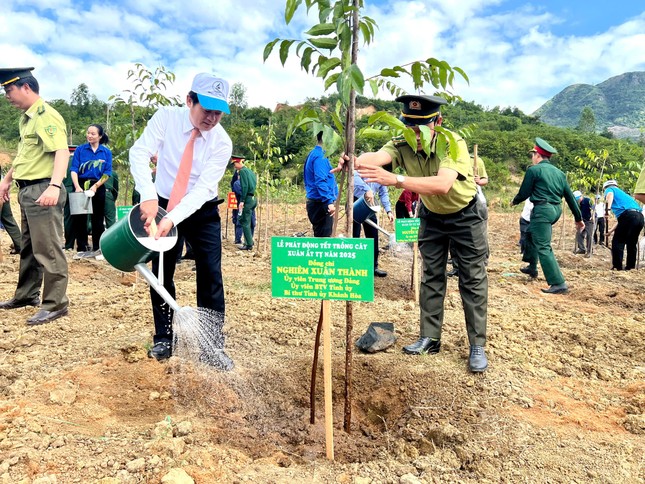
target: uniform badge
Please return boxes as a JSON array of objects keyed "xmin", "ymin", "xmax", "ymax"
[
  {"xmin": 45, "ymin": 125, "xmax": 57, "ymax": 136},
  {"xmin": 409, "ymin": 100, "xmax": 422, "ymax": 111}
]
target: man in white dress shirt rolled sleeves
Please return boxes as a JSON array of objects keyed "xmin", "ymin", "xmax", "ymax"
[{"xmin": 129, "ymin": 73, "xmax": 233, "ymax": 369}]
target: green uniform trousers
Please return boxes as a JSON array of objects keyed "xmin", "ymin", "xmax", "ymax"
[
  {"xmin": 16, "ymin": 182, "xmax": 69, "ymax": 311},
  {"xmin": 418, "ymin": 198, "xmax": 488, "ymax": 346},
  {"xmin": 522, "ymin": 203, "xmax": 565, "ymax": 285},
  {"xmin": 1, "ymin": 202, "xmax": 22, "ymax": 250},
  {"xmin": 240, "ymin": 195, "xmax": 257, "ymax": 247},
  {"xmin": 104, "ymin": 191, "xmax": 117, "ymax": 228}
]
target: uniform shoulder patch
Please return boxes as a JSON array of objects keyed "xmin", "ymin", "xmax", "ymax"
[
  {"xmin": 44, "ymin": 125, "xmax": 57, "ymax": 136},
  {"xmin": 37, "ymin": 105, "xmax": 46, "ymax": 115}
]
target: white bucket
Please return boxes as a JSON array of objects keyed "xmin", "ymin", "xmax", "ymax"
[{"xmin": 68, "ymin": 192, "xmax": 93, "ymax": 215}]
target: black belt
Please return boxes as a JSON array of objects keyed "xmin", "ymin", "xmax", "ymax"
[{"xmin": 15, "ymin": 178, "xmax": 50, "ymax": 188}]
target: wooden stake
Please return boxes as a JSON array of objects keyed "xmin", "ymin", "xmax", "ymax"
[{"xmin": 322, "ymin": 299, "xmax": 334, "ymax": 460}]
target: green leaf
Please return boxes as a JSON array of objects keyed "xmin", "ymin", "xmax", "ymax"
[
  {"xmin": 324, "ymin": 73, "xmax": 340, "ymax": 90},
  {"xmin": 380, "ymin": 68, "xmax": 399, "ymax": 78},
  {"xmin": 403, "ymin": 128, "xmax": 418, "ymax": 152},
  {"xmin": 279, "ymin": 40, "xmax": 294, "ymax": 66},
  {"xmin": 347, "ymin": 64, "xmax": 365, "ymax": 94},
  {"xmin": 454, "ymin": 66, "xmax": 469, "ymax": 84},
  {"xmin": 359, "ymin": 22, "xmax": 371, "ymax": 44},
  {"xmin": 302, "ymin": 47, "xmax": 314, "ymax": 72},
  {"xmin": 263, "ymin": 39, "xmax": 279, "ymax": 62},
  {"xmin": 369, "ymin": 79, "xmax": 378, "ymax": 97},
  {"xmin": 419, "ymin": 126, "xmax": 437, "ymax": 154},
  {"xmin": 285, "ymin": 0, "xmax": 302, "ymax": 23},
  {"xmin": 309, "ymin": 37, "xmax": 338, "ymax": 50},
  {"xmin": 317, "ymin": 57, "xmax": 342, "ymax": 78},
  {"xmin": 411, "ymin": 62, "xmax": 422, "ymax": 89},
  {"xmin": 305, "ymin": 23, "xmax": 336, "ymax": 36},
  {"xmin": 296, "ymin": 41, "xmax": 307, "ymax": 56},
  {"xmin": 329, "ymin": 106, "xmax": 344, "ymax": 135},
  {"xmin": 338, "ymin": 22, "xmax": 351, "ymax": 52}
]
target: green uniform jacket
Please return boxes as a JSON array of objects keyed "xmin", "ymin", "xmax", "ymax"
[
  {"xmin": 512, "ymin": 160, "xmax": 582, "ymax": 221},
  {"xmin": 238, "ymin": 166, "xmax": 257, "ymax": 200},
  {"xmin": 635, "ymin": 164, "xmax": 645, "ymax": 195}
]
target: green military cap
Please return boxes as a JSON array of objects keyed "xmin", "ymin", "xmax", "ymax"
[
  {"xmin": 229, "ymin": 154, "xmax": 245, "ymax": 166},
  {"xmin": 0, "ymin": 67, "xmax": 35, "ymax": 87},
  {"xmin": 529, "ymin": 137, "xmax": 557, "ymax": 157},
  {"xmin": 395, "ymin": 94, "xmax": 447, "ymax": 126}
]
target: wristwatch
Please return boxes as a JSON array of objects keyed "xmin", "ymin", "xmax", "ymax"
[{"xmin": 395, "ymin": 174, "xmax": 405, "ymax": 188}]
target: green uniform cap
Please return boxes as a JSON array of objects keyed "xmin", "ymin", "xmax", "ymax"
[
  {"xmin": 395, "ymin": 94, "xmax": 447, "ymax": 126},
  {"xmin": 0, "ymin": 67, "xmax": 35, "ymax": 87},
  {"xmin": 531, "ymin": 137, "xmax": 557, "ymax": 157}
]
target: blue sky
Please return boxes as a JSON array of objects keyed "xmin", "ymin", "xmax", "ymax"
[{"xmin": 1, "ymin": 0, "xmax": 644, "ymax": 115}]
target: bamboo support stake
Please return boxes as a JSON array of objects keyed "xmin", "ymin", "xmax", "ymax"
[{"xmin": 322, "ymin": 299, "xmax": 334, "ymax": 460}]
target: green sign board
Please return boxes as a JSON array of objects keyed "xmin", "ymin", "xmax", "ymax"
[
  {"xmin": 395, "ymin": 218, "xmax": 421, "ymax": 242},
  {"xmin": 272, "ymin": 237, "xmax": 374, "ymax": 301},
  {"xmin": 116, "ymin": 205, "xmax": 133, "ymax": 220}
]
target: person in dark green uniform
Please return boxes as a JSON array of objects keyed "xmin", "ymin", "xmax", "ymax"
[
  {"xmin": 231, "ymin": 156, "xmax": 257, "ymax": 250},
  {"xmin": 0, "ymin": 67, "xmax": 69, "ymax": 324},
  {"xmin": 336, "ymin": 94, "xmax": 489, "ymax": 373},
  {"xmin": 512, "ymin": 138, "xmax": 583, "ymax": 294}
]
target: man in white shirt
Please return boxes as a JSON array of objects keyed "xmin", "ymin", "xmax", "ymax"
[{"xmin": 129, "ymin": 73, "xmax": 233, "ymax": 369}]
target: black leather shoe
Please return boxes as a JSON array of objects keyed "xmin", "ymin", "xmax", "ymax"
[
  {"xmin": 148, "ymin": 341, "xmax": 172, "ymax": 361},
  {"xmin": 446, "ymin": 268, "xmax": 459, "ymax": 277},
  {"xmin": 26, "ymin": 307, "xmax": 68, "ymax": 325},
  {"xmin": 520, "ymin": 266, "xmax": 538, "ymax": 278},
  {"xmin": 374, "ymin": 268, "xmax": 387, "ymax": 277},
  {"xmin": 541, "ymin": 283, "xmax": 569, "ymax": 294},
  {"xmin": 469, "ymin": 345, "xmax": 488, "ymax": 373},
  {"xmin": 402, "ymin": 337, "xmax": 441, "ymax": 355},
  {"xmin": 238, "ymin": 245, "xmax": 253, "ymax": 251},
  {"xmin": 0, "ymin": 296, "xmax": 40, "ymax": 310},
  {"xmin": 9, "ymin": 246, "xmax": 20, "ymax": 255}
]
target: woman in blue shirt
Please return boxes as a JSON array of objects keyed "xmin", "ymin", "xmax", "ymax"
[
  {"xmin": 70, "ymin": 124, "xmax": 112, "ymax": 254},
  {"xmin": 604, "ymin": 179, "xmax": 644, "ymax": 270}
]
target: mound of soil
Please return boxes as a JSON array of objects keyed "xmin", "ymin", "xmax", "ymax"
[{"xmin": 0, "ymin": 203, "xmax": 643, "ymax": 483}]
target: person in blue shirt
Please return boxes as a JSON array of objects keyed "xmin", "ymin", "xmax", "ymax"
[
  {"xmin": 70, "ymin": 124, "xmax": 112, "ymax": 255},
  {"xmin": 304, "ymin": 131, "xmax": 338, "ymax": 237},
  {"xmin": 353, "ymin": 171, "xmax": 393, "ymax": 276},
  {"xmin": 603, "ymin": 179, "xmax": 644, "ymax": 270}
]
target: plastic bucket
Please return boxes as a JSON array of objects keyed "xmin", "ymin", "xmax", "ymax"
[
  {"xmin": 99, "ymin": 204, "xmax": 178, "ymax": 272},
  {"xmin": 353, "ymin": 196, "xmax": 380, "ymax": 223},
  {"xmin": 68, "ymin": 192, "xmax": 93, "ymax": 215}
]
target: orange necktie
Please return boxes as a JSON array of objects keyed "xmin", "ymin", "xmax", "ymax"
[{"xmin": 167, "ymin": 127, "xmax": 200, "ymax": 211}]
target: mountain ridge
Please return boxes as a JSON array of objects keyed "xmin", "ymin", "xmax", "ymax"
[{"xmin": 533, "ymin": 71, "xmax": 645, "ymax": 138}]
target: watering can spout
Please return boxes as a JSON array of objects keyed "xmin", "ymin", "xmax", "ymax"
[{"xmin": 135, "ymin": 263, "xmax": 181, "ymax": 311}]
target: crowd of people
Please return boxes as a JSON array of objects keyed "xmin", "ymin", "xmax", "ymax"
[{"xmin": 1, "ymin": 67, "xmax": 644, "ymax": 376}]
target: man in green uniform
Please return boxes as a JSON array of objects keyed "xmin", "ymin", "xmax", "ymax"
[
  {"xmin": 512, "ymin": 138, "xmax": 583, "ymax": 294},
  {"xmin": 336, "ymin": 94, "xmax": 489, "ymax": 373},
  {"xmin": 232, "ymin": 156, "xmax": 257, "ymax": 251},
  {"xmin": 0, "ymin": 67, "xmax": 70, "ymax": 324}
]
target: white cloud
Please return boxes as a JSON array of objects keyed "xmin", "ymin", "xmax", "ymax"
[{"xmin": 2, "ymin": 0, "xmax": 644, "ymax": 117}]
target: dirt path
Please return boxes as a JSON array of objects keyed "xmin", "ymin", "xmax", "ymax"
[{"xmin": 0, "ymin": 206, "xmax": 643, "ymax": 483}]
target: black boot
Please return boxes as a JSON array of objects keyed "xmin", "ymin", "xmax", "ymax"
[{"xmin": 402, "ymin": 337, "xmax": 441, "ymax": 355}]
